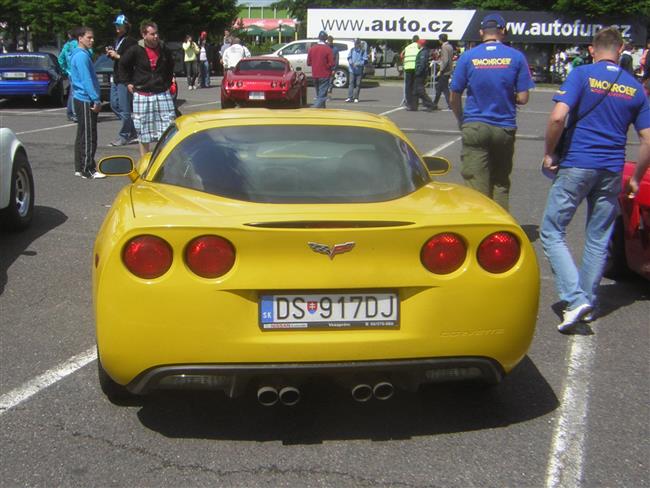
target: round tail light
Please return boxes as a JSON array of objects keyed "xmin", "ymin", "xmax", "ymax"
[
  {"xmin": 122, "ymin": 235, "xmax": 173, "ymax": 279},
  {"xmin": 477, "ymin": 232, "xmax": 520, "ymax": 273},
  {"xmin": 421, "ymin": 233, "xmax": 466, "ymax": 274},
  {"xmin": 185, "ymin": 235, "xmax": 235, "ymax": 278}
]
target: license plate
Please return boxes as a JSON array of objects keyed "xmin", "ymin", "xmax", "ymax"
[
  {"xmin": 260, "ymin": 292, "xmax": 399, "ymax": 330},
  {"xmin": 249, "ymin": 91, "xmax": 265, "ymax": 100},
  {"xmin": 3, "ymin": 72, "xmax": 26, "ymax": 79}
]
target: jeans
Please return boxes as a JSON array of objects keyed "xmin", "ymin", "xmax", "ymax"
[
  {"xmin": 414, "ymin": 75, "xmax": 435, "ymax": 109},
  {"xmin": 200, "ymin": 60, "xmax": 210, "ymax": 87},
  {"xmin": 347, "ymin": 71, "xmax": 363, "ymax": 99},
  {"xmin": 66, "ymin": 83, "xmax": 76, "ymax": 120},
  {"xmin": 313, "ymin": 77, "xmax": 330, "ymax": 108},
  {"xmin": 433, "ymin": 73, "xmax": 450, "ymax": 108},
  {"xmin": 540, "ymin": 167, "xmax": 621, "ymax": 310},
  {"xmin": 185, "ymin": 61, "xmax": 198, "ymax": 87},
  {"xmin": 109, "ymin": 83, "xmax": 136, "ymax": 141},
  {"xmin": 404, "ymin": 70, "xmax": 416, "ymax": 109}
]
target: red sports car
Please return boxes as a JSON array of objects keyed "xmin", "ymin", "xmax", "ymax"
[
  {"xmin": 605, "ymin": 161, "xmax": 650, "ymax": 280},
  {"xmin": 220, "ymin": 57, "xmax": 307, "ymax": 108}
]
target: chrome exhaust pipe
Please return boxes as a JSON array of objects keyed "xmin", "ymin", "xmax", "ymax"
[
  {"xmin": 257, "ymin": 386, "xmax": 279, "ymax": 406},
  {"xmin": 32, "ymin": 95, "xmax": 39, "ymax": 103},
  {"xmin": 278, "ymin": 386, "xmax": 301, "ymax": 406},
  {"xmin": 351, "ymin": 383, "xmax": 373, "ymax": 402},
  {"xmin": 373, "ymin": 381, "xmax": 394, "ymax": 400}
]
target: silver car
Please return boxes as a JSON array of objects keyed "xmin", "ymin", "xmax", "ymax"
[
  {"xmin": 0, "ymin": 128, "xmax": 34, "ymax": 230},
  {"xmin": 268, "ymin": 39, "xmax": 375, "ymax": 88}
]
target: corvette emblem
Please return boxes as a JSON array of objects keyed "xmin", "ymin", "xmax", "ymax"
[{"xmin": 308, "ymin": 241, "xmax": 355, "ymax": 260}]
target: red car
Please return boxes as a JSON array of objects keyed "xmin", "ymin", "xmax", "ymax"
[
  {"xmin": 605, "ymin": 161, "xmax": 650, "ymax": 280},
  {"xmin": 220, "ymin": 57, "xmax": 307, "ymax": 109}
]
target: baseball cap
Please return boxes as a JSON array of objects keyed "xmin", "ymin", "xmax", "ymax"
[
  {"xmin": 318, "ymin": 30, "xmax": 328, "ymax": 40},
  {"xmin": 481, "ymin": 13, "xmax": 506, "ymax": 29},
  {"xmin": 113, "ymin": 14, "xmax": 128, "ymax": 26}
]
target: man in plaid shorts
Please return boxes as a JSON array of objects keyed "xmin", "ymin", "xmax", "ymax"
[{"xmin": 119, "ymin": 21, "xmax": 175, "ymax": 156}]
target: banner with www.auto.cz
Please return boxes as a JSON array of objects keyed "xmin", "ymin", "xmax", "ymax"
[{"xmin": 307, "ymin": 9, "xmax": 646, "ymax": 44}]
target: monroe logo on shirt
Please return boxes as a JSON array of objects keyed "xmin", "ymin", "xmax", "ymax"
[
  {"xmin": 471, "ymin": 57, "xmax": 512, "ymax": 69},
  {"xmin": 588, "ymin": 77, "xmax": 637, "ymax": 98}
]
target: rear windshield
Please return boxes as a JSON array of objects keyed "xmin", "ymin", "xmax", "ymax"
[
  {"xmin": 0, "ymin": 54, "xmax": 51, "ymax": 69},
  {"xmin": 153, "ymin": 125, "xmax": 430, "ymax": 203},
  {"xmin": 237, "ymin": 60, "xmax": 286, "ymax": 72}
]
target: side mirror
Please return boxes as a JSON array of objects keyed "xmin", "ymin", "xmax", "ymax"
[
  {"xmin": 423, "ymin": 156, "xmax": 451, "ymax": 176},
  {"xmin": 98, "ymin": 156, "xmax": 137, "ymax": 180}
]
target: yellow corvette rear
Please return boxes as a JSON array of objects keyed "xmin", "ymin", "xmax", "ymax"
[{"xmin": 93, "ymin": 109, "xmax": 539, "ymax": 404}]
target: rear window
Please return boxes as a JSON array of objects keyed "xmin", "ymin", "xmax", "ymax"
[
  {"xmin": 153, "ymin": 125, "xmax": 430, "ymax": 203},
  {"xmin": 0, "ymin": 54, "xmax": 51, "ymax": 69},
  {"xmin": 237, "ymin": 60, "xmax": 286, "ymax": 72}
]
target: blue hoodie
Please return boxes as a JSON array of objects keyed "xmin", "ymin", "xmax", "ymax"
[{"xmin": 70, "ymin": 47, "xmax": 100, "ymax": 104}]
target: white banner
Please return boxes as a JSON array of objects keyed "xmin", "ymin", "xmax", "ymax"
[{"xmin": 307, "ymin": 9, "xmax": 477, "ymax": 40}]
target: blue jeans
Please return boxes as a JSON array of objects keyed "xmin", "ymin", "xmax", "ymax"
[
  {"xmin": 540, "ymin": 167, "xmax": 621, "ymax": 310},
  {"xmin": 110, "ymin": 83, "xmax": 136, "ymax": 141},
  {"xmin": 313, "ymin": 78, "xmax": 329, "ymax": 108},
  {"xmin": 348, "ymin": 71, "xmax": 363, "ymax": 100},
  {"xmin": 200, "ymin": 60, "xmax": 210, "ymax": 87}
]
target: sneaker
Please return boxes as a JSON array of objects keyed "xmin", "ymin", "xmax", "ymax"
[
  {"xmin": 345, "ymin": 98, "xmax": 353, "ymax": 103},
  {"xmin": 582, "ymin": 311, "xmax": 596, "ymax": 323},
  {"xmin": 558, "ymin": 303, "xmax": 592, "ymax": 333},
  {"xmin": 109, "ymin": 138, "xmax": 128, "ymax": 146},
  {"xmin": 82, "ymin": 171, "xmax": 107, "ymax": 180},
  {"xmin": 353, "ymin": 98, "xmax": 359, "ymax": 103},
  {"xmin": 74, "ymin": 171, "xmax": 82, "ymax": 177}
]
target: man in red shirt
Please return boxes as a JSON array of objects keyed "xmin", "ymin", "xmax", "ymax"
[{"xmin": 307, "ymin": 31, "xmax": 334, "ymax": 108}]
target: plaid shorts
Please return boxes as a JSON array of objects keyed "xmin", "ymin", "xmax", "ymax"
[{"xmin": 133, "ymin": 91, "xmax": 176, "ymax": 144}]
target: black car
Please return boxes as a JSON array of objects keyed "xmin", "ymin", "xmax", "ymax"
[
  {"xmin": 0, "ymin": 52, "xmax": 69, "ymax": 106},
  {"xmin": 94, "ymin": 54, "xmax": 113, "ymax": 102}
]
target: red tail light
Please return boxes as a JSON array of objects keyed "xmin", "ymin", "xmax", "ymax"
[
  {"xmin": 122, "ymin": 235, "xmax": 173, "ymax": 279},
  {"xmin": 27, "ymin": 72, "xmax": 50, "ymax": 81},
  {"xmin": 270, "ymin": 80, "xmax": 278, "ymax": 88},
  {"xmin": 477, "ymin": 232, "xmax": 520, "ymax": 273},
  {"xmin": 227, "ymin": 81, "xmax": 235, "ymax": 87},
  {"xmin": 421, "ymin": 233, "xmax": 466, "ymax": 274},
  {"xmin": 185, "ymin": 236, "xmax": 235, "ymax": 278},
  {"xmin": 236, "ymin": 81, "xmax": 243, "ymax": 87}
]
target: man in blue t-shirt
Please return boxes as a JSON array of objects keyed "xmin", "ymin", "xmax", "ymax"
[
  {"xmin": 540, "ymin": 27, "xmax": 650, "ymax": 333},
  {"xmin": 449, "ymin": 13, "xmax": 534, "ymax": 210}
]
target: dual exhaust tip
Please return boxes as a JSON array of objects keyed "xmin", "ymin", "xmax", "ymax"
[{"xmin": 256, "ymin": 381, "xmax": 395, "ymax": 406}]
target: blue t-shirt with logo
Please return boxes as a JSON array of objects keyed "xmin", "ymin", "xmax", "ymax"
[
  {"xmin": 554, "ymin": 61, "xmax": 650, "ymax": 172},
  {"xmin": 450, "ymin": 41, "xmax": 534, "ymax": 129}
]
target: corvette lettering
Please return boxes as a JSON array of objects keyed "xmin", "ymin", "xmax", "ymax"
[{"xmin": 308, "ymin": 241, "xmax": 356, "ymax": 260}]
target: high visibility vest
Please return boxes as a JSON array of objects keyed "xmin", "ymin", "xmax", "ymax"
[{"xmin": 403, "ymin": 42, "xmax": 419, "ymax": 71}]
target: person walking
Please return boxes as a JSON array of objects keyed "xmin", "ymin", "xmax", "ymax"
[
  {"xmin": 401, "ymin": 35, "xmax": 420, "ymax": 111},
  {"xmin": 182, "ymin": 34, "xmax": 200, "ymax": 90},
  {"xmin": 307, "ymin": 31, "xmax": 334, "ymax": 108},
  {"xmin": 106, "ymin": 14, "xmax": 137, "ymax": 146},
  {"xmin": 58, "ymin": 29, "xmax": 78, "ymax": 122},
  {"xmin": 69, "ymin": 27, "xmax": 105, "ymax": 179},
  {"xmin": 326, "ymin": 35, "xmax": 339, "ymax": 97},
  {"xmin": 345, "ymin": 39, "xmax": 367, "ymax": 103},
  {"xmin": 221, "ymin": 38, "xmax": 250, "ymax": 70},
  {"xmin": 432, "ymin": 33, "xmax": 453, "ymax": 110},
  {"xmin": 449, "ymin": 13, "xmax": 534, "ymax": 210},
  {"xmin": 197, "ymin": 31, "xmax": 213, "ymax": 88},
  {"xmin": 540, "ymin": 26, "xmax": 650, "ymax": 332},
  {"xmin": 413, "ymin": 39, "xmax": 436, "ymax": 111},
  {"xmin": 119, "ymin": 21, "xmax": 176, "ymax": 157}
]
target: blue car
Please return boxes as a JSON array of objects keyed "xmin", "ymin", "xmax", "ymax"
[{"xmin": 0, "ymin": 52, "xmax": 68, "ymax": 106}]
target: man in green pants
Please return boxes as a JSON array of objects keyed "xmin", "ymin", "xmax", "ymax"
[{"xmin": 449, "ymin": 13, "xmax": 534, "ymax": 210}]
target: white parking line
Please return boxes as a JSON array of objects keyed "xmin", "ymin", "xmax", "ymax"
[
  {"xmin": 16, "ymin": 123, "xmax": 76, "ymax": 135},
  {"xmin": 0, "ymin": 347, "xmax": 97, "ymax": 415},
  {"xmin": 380, "ymin": 106, "xmax": 405, "ymax": 116},
  {"xmin": 545, "ymin": 336, "xmax": 595, "ymax": 488},
  {"xmin": 424, "ymin": 136, "xmax": 461, "ymax": 156}
]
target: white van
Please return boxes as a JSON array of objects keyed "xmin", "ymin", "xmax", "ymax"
[{"xmin": 268, "ymin": 39, "xmax": 374, "ymax": 88}]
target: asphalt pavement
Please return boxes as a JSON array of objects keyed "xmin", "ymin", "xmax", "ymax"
[{"xmin": 0, "ymin": 78, "xmax": 648, "ymax": 488}]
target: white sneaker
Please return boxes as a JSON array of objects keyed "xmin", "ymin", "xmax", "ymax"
[
  {"xmin": 87, "ymin": 171, "xmax": 107, "ymax": 179},
  {"xmin": 74, "ymin": 171, "xmax": 82, "ymax": 177},
  {"xmin": 354, "ymin": 98, "xmax": 359, "ymax": 103},
  {"xmin": 558, "ymin": 303, "xmax": 592, "ymax": 333}
]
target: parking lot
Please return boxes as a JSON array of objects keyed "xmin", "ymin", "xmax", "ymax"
[{"xmin": 1, "ymin": 80, "xmax": 648, "ymax": 487}]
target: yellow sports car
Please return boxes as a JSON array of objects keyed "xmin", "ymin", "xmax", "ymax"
[{"xmin": 94, "ymin": 109, "xmax": 539, "ymax": 406}]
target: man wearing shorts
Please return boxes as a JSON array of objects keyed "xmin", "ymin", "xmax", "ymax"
[{"xmin": 119, "ymin": 21, "xmax": 175, "ymax": 156}]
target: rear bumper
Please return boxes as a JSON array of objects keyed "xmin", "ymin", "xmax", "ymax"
[
  {"xmin": 0, "ymin": 81, "xmax": 52, "ymax": 97},
  {"xmin": 127, "ymin": 356, "xmax": 504, "ymax": 396}
]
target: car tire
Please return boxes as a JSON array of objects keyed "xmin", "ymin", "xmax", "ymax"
[
  {"xmin": 332, "ymin": 68, "xmax": 349, "ymax": 89},
  {"xmin": 603, "ymin": 215, "xmax": 631, "ymax": 280},
  {"xmin": 0, "ymin": 150, "xmax": 34, "ymax": 231},
  {"xmin": 221, "ymin": 97, "xmax": 235, "ymax": 109},
  {"xmin": 97, "ymin": 355, "xmax": 134, "ymax": 402}
]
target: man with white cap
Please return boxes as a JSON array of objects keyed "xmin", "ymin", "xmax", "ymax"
[{"xmin": 450, "ymin": 13, "xmax": 534, "ymax": 210}]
